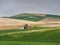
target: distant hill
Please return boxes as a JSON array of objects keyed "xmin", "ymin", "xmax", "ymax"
[
  {"xmin": 9, "ymin": 13, "xmax": 45, "ymax": 21},
  {"xmin": 46, "ymin": 14, "xmax": 60, "ymax": 18},
  {"xmin": 2, "ymin": 13, "xmax": 60, "ymax": 21}
]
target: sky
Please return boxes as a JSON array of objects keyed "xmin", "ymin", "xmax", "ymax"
[{"xmin": 0, "ymin": 0, "xmax": 60, "ymax": 17}]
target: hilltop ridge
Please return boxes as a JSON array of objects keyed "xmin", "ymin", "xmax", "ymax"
[{"xmin": 8, "ymin": 13, "xmax": 60, "ymax": 21}]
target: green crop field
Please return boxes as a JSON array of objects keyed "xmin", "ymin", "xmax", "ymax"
[
  {"xmin": 0, "ymin": 27, "xmax": 60, "ymax": 45},
  {"xmin": 3, "ymin": 13, "xmax": 60, "ymax": 21}
]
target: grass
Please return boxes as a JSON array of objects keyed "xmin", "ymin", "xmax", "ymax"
[
  {"xmin": 0, "ymin": 27, "xmax": 60, "ymax": 45},
  {"xmin": 0, "ymin": 41, "xmax": 60, "ymax": 45}
]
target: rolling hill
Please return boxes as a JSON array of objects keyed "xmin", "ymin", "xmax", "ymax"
[
  {"xmin": 9, "ymin": 13, "xmax": 45, "ymax": 21},
  {"xmin": 8, "ymin": 13, "xmax": 60, "ymax": 21},
  {"xmin": 0, "ymin": 18, "xmax": 38, "ymax": 30},
  {"xmin": 0, "ymin": 13, "xmax": 60, "ymax": 45},
  {"xmin": 1, "ymin": 13, "xmax": 60, "ymax": 30},
  {"xmin": 9, "ymin": 13, "xmax": 60, "ymax": 27},
  {"xmin": 0, "ymin": 28, "xmax": 60, "ymax": 45}
]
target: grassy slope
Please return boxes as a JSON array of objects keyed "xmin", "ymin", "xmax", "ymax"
[
  {"xmin": 8, "ymin": 13, "xmax": 60, "ymax": 21},
  {"xmin": 46, "ymin": 14, "xmax": 60, "ymax": 18},
  {"xmin": 9, "ymin": 13, "xmax": 45, "ymax": 21},
  {"xmin": 0, "ymin": 28, "xmax": 60, "ymax": 45},
  {"xmin": 0, "ymin": 41, "xmax": 60, "ymax": 45}
]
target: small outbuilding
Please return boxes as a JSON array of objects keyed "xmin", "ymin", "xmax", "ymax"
[
  {"xmin": 24, "ymin": 24, "xmax": 31, "ymax": 30},
  {"xmin": 19, "ymin": 24, "xmax": 31, "ymax": 30}
]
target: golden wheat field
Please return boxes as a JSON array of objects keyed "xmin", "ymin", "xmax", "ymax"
[{"xmin": 0, "ymin": 18, "xmax": 60, "ymax": 30}]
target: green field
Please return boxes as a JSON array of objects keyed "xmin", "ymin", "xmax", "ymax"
[
  {"xmin": 0, "ymin": 27, "xmax": 60, "ymax": 45},
  {"xmin": 0, "ymin": 41, "xmax": 60, "ymax": 45}
]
